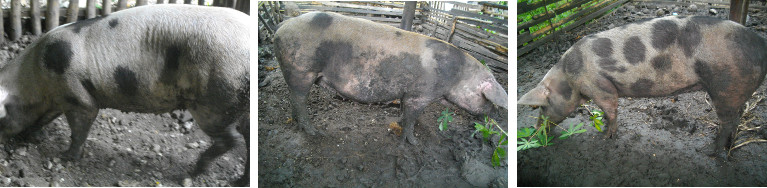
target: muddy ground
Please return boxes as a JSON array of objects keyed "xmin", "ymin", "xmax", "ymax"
[
  {"xmin": 257, "ymin": 26, "xmax": 509, "ymax": 187},
  {"xmin": 0, "ymin": 35, "xmax": 247, "ymax": 187},
  {"xmin": 518, "ymin": 1, "xmax": 767, "ymax": 186}
]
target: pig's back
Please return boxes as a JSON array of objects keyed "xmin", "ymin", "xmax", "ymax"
[{"xmin": 561, "ymin": 16, "xmax": 767, "ymax": 97}]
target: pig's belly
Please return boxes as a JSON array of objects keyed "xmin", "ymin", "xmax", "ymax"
[{"xmin": 317, "ymin": 75, "xmax": 404, "ymax": 103}]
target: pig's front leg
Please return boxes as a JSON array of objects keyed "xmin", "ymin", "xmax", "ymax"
[
  {"xmin": 400, "ymin": 96, "xmax": 430, "ymax": 145},
  {"xmin": 593, "ymin": 97, "xmax": 619, "ymax": 139},
  {"xmin": 62, "ymin": 108, "xmax": 98, "ymax": 160}
]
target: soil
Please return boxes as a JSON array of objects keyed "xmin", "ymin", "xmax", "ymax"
[
  {"xmin": 257, "ymin": 27, "xmax": 509, "ymax": 186},
  {"xmin": 517, "ymin": 1, "xmax": 767, "ymax": 186},
  {"xmin": 0, "ymin": 35, "xmax": 247, "ymax": 187}
]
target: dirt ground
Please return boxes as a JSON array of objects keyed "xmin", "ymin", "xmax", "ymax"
[
  {"xmin": 517, "ymin": 1, "xmax": 767, "ymax": 186},
  {"xmin": 257, "ymin": 24, "xmax": 509, "ymax": 187},
  {"xmin": 0, "ymin": 35, "xmax": 247, "ymax": 187}
]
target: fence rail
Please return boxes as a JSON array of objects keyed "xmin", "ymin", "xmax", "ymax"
[{"xmin": 517, "ymin": 0, "xmax": 627, "ymax": 56}]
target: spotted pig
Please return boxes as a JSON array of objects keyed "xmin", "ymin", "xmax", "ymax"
[
  {"xmin": 274, "ymin": 12, "xmax": 508, "ymax": 145},
  {"xmin": 0, "ymin": 4, "xmax": 250, "ymax": 185},
  {"xmin": 518, "ymin": 16, "xmax": 767, "ymax": 160}
]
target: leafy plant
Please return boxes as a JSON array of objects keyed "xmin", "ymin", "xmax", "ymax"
[
  {"xmin": 437, "ymin": 108, "xmax": 454, "ymax": 131},
  {"xmin": 472, "ymin": 116, "xmax": 507, "ymax": 167},
  {"xmin": 589, "ymin": 110, "xmax": 604, "ymax": 132},
  {"xmin": 517, "ymin": 115, "xmax": 588, "ymax": 152}
]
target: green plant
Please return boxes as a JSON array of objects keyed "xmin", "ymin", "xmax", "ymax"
[
  {"xmin": 472, "ymin": 116, "xmax": 507, "ymax": 167},
  {"xmin": 517, "ymin": 115, "xmax": 588, "ymax": 151},
  {"xmin": 437, "ymin": 108, "xmax": 454, "ymax": 131},
  {"xmin": 589, "ymin": 110, "xmax": 604, "ymax": 132}
]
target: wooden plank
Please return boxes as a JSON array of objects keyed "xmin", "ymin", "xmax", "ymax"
[
  {"xmin": 46, "ymin": 0, "xmax": 59, "ymax": 32},
  {"xmin": 519, "ymin": 0, "xmax": 559, "ymax": 13},
  {"xmin": 518, "ymin": 32, "xmax": 533, "ymax": 47},
  {"xmin": 518, "ymin": 12, "xmax": 554, "ymax": 31},
  {"xmin": 103, "ymin": 0, "xmax": 112, "ymax": 15},
  {"xmin": 518, "ymin": 0, "xmax": 591, "ymax": 32},
  {"xmin": 479, "ymin": 1, "xmax": 508, "ymax": 10},
  {"xmin": 457, "ymin": 19, "xmax": 507, "ymax": 35},
  {"xmin": 348, "ymin": 15, "xmax": 422, "ymax": 24},
  {"xmin": 30, "ymin": 0, "xmax": 41, "ymax": 36},
  {"xmin": 320, "ymin": 2, "xmax": 404, "ymax": 13},
  {"xmin": 86, "ymin": 0, "xmax": 96, "ymax": 18},
  {"xmin": 298, "ymin": 5, "xmax": 404, "ymax": 16},
  {"xmin": 519, "ymin": 0, "xmax": 628, "ymax": 56},
  {"xmin": 66, "ymin": 0, "xmax": 80, "ymax": 23},
  {"xmin": 449, "ymin": 9, "xmax": 505, "ymax": 25},
  {"xmin": 118, "ymin": 0, "xmax": 128, "ymax": 11},
  {"xmin": 11, "ymin": 0, "xmax": 20, "ymax": 41},
  {"xmin": 530, "ymin": 0, "xmax": 612, "ymax": 38}
]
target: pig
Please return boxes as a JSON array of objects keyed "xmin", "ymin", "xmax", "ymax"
[
  {"xmin": 0, "ymin": 4, "xmax": 251, "ymax": 185},
  {"xmin": 274, "ymin": 12, "xmax": 508, "ymax": 145},
  {"xmin": 518, "ymin": 16, "xmax": 767, "ymax": 160}
]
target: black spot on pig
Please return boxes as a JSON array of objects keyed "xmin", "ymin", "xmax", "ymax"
[
  {"xmin": 81, "ymin": 79, "xmax": 97, "ymax": 96},
  {"xmin": 556, "ymin": 80, "xmax": 572, "ymax": 99},
  {"xmin": 314, "ymin": 41, "xmax": 353, "ymax": 72},
  {"xmin": 695, "ymin": 60, "xmax": 732, "ymax": 91},
  {"xmin": 68, "ymin": 16, "xmax": 107, "ymax": 33},
  {"xmin": 114, "ymin": 66, "xmax": 139, "ymax": 96},
  {"xmin": 598, "ymin": 58, "xmax": 626, "ymax": 72},
  {"xmin": 562, "ymin": 48, "xmax": 583, "ymax": 76},
  {"xmin": 678, "ymin": 22, "xmax": 701, "ymax": 57},
  {"xmin": 602, "ymin": 72, "xmax": 624, "ymax": 89},
  {"xmin": 651, "ymin": 54, "xmax": 672, "ymax": 72},
  {"xmin": 395, "ymin": 31, "xmax": 402, "ymax": 37},
  {"xmin": 109, "ymin": 19, "xmax": 119, "ymax": 28},
  {"xmin": 623, "ymin": 36, "xmax": 646, "ymax": 65},
  {"xmin": 596, "ymin": 74, "xmax": 618, "ymax": 94},
  {"xmin": 310, "ymin": 13, "xmax": 333, "ymax": 29},
  {"xmin": 42, "ymin": 40, "xmax": 73, "ymax": 74},
  {"xmin": 691, "ymin": 16, "xmax": 725, "ymax": 25},
  {"xmin": 160, "ymin": 45, "xmax": 182, "ymax": 84},
  {"xmin": 64, "ymin": 96, "xmax": 80, "ymax": 105},
  {"xmin": 631, "ymin": 78, "xmax": 654, "ymax": 95},
  {"xmin": 592, "ymin": 38, "xmax": 613, "ymax": 58},
  {"xmin": 652, "ymin": 20, "xmax": 678, "ymax": 50},
  {"xmin": 727, "ymin": 27, "xmax": 767, "ymax": 74}
]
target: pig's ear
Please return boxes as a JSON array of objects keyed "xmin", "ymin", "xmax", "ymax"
[
  {"xmin": 518, "ymin": 85, "xmax": 549, "ymax": 106},
  {"xmin": 482, "ymin": 81, "xmax": 508, "ymax": 109}
]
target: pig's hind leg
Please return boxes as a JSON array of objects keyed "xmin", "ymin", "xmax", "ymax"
[
  {"xmin": 189, "ymin": 107, "xmax": 244, "ymax": 177},
  {"xmin": 283, "ymin": 71, "xmax": 323, "ymax": 136}
]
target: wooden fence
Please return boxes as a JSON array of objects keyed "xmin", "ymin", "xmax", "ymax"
[
  {"xmin": 258, "ymin": 1, "xmax": 508, "ymax": 73},
  {"xmin": 420, "ymin": 1, "xmax": 507, "ymax": 73},
  {"xmin": 517, "ymin": 0, "xmax": 628, "ymax": 56},
  {"xmin": 0, "ymin": 0, "xmax": 248, "ymax": 43}
]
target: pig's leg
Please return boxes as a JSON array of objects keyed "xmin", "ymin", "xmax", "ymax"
[
  {"xmin": 400, "ymin": 96, "xmax": 430, "ymax": 145},
  {"xmin": 707, "ymin": 91, "xmax": 750, "ymax": 160},
  {"xmin": 593, "ymin": 97, "xmax": 619, "ymax": 139},
  {"xmin": 18, "ymin": 111, "xmax": 62, "ymax": 143},
  {"xmin": 284, "ymin": 71, "xmax": 321, "ymax": 135},
  {"xmin": 62, "ymin": 108, "xmax": 99, "ymax": 160},
  {"xmin": 583, "ymin": 75, "xmax": 620, "ymax": 138},
  {"xmin": 189, "ymin": 108, "xmax": 242, "ymax": 177},
  {"xmin": 234, "ymin": 114, "xmax": 249, "ymax": 186}
]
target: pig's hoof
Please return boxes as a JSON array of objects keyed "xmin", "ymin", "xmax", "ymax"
[{"xmin": 62, "ymin": 149, "xmax": 83, "ymax": 161}]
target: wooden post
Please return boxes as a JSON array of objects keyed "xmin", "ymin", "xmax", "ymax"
[
  {"xmin": 170, "ymin": 0, "xmax": 177, "ymax": 4},
  {"xmin": 730, "ymin": 0, "xmax": 750, "ymax": 24},
  {"xmin": 137, "ymin": 0, "xmax": 148, "ymax": 6},
  {"xmin": 47, "ymin": 0, "xmax": 60, "ymax": 32},
  {"xmin": 117, "ymin": 0, "xmax": 127, "ymax": 11},
  {"xmin": 0, "ymin": 2, "xmax": 4, "ymax": 43},
  {"xmin": 102, "ymin": 0, "xmax": 112, "ymax": 15},
  {"xmin": 66, "ymin": 0, "xmax": 80, "ymax": 23},
  {"xmin": 401, "ymin": 1, "xmax": 416, "ymax": 31},
  {"xmin": 235, "ymin": 0, "xmax": 248, "ymax": 14},
  {"xmin": 31, "ymin": 0, "xmax": 42, "ymax": 36},
  {"xmin": 11, "ymin": 0, "xmax": 21, "ymax": 41},
  {"xmin": 184, "ymin": 0, "xmax": 192, "ymax": 4},
  {"xmin": 199, "ymin": 0, "xmax": 205, "ymax": 5},
  {"xmin": 157, "ymin": 0, "xmax": 164, "ymax": 4},
  {"xmin": 86, "ymin": 0, "xmax": 96, "ymax": 18}
]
